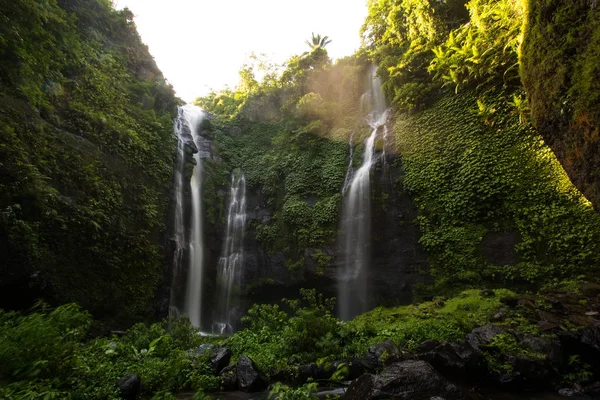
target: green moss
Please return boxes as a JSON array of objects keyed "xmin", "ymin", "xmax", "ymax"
[
  {"xmin": 0, "ymin": 0, "xmax": 179, "ymax": 325},
  {"xmin": 395, "ymin": 90, "xmax": 600, "ymax": 290}
]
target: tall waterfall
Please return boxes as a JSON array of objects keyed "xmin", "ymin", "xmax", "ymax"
[
  {"xmin": 338, "ymin": 67, "xmax": 390, "ymax": 321},
  {"xmin": 172, "ymin": 104, "xmax": 206, "ymax": 328},
  {"xmin": 214, "ymin": 170, "xmax": 246, "ymax": 334}
]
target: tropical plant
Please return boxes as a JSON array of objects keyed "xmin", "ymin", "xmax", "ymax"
[{"xmin": 305, "ymin": 33, "xmax": 332, "ymax": 51}]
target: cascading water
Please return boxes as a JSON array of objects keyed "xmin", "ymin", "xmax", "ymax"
[
  {"xmin": 338, "ymin": 67, "xmax": 390, "ymax": 321},
  {"xmin": 172, "ymin": 104, "xmax": 206, "ymax": 328},
  {"xmin": 213, "ymin": 170, "xmax": 246, "ymax": 334}
]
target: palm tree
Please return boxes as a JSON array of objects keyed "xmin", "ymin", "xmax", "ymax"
[{"xmin": 305, "ymin": 33, "xmax": 332, "ymax": 51}]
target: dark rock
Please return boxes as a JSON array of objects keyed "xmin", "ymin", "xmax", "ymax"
[
  {"xmin": 117, "ymin": 374, "xmax": 141, "ymax": 400},
  {"xmin": 583, "ymin": 381, "xmax": 600, "ymax": 396},
  {"xmin": 500, "ymin": 296, "xmax": 521, "ymax": 308},
  {"xmin": 559, "ymin": 326, "xmax": 600, "ymax": 365},
  {"xmin": 361, "ymin": 340, "xmax": 403, "ymax": 372},
  {"xmin": 538, "ymin": 321, "xmax": 559, "ymax": 331},
  {"xmin": 210, "ymin": 347, "xmax": 232, "ymax": 375},
  {"xmin": 582, "ymin": 283, "xmax": 600, "ymax": 298},
  {"xmin": 190, "ymin": 343, "xmax": 216, "ymax": 357},
  {"xmin": 297, "ymin": 363, "xmax": 318, "ymax": 383},
  {"xmin": 418, "ymin": 339, "xmax": 442, "ymax": 353},
  {"xmin": 539, "ymin": 311, "xmax": 561, "ymax": 324},
  {"xmin": 372, "ymin": 360, "xmax": 468, "ymax": 399},
  {"xmin": 491, "ymin": 311, "xmax": 507, "ymax": 322},
  {"xmin": 316, "ymin": 360, "xmax": 336, "ymax": 380},
  {"xmin": 521, "ymin": 336, "xmax": 562, "ymax": 364},
  {"xmin": 343, "ymin": 374, "xmax": 376, "ymax": 400},
  {"xmin": 479, "ymin": 231, "xmax": 518, "ymax": 266},
  {"xmin": 466, "ymin": 324, "xmax": 509, "ymax": 349},
  {"xmin": 220, "ymin": 365, "xmax": 238, "ymax": 391},
  {"xmin": 237, "ymin": 356, "xmax": 268, "ymax": 392},
  {"xmin": 416, "ymin": 340, "xmax": 482, "ymax": 381},
  {"xmin": 480, "ymin": 289, "xmax": 496, "ymax": 298}
]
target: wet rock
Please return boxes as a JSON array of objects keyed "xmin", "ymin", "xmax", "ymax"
[
  {"xmin": 343, "ymin": 374, "xmax": 376, "ymax": 400},
  {"xmin": 416, "ymin": 340, "xmax": 482, "ymax": 380},
  {"xmin": 297, "ymin": 363, "xmax": 318, "ymax": 383},
  {"xmin": 559, "ymin": 325, "xmax": 600, "ymax": 364},
  {"xmin": 210, "ymin": 347, "xmax": 232, "ymax": 375},
  {"xmin": 360, "ymin": 340, "xmax": 403, "ymax": 371},
  {"xmin": 117, "ymin": 374, "xmax": 141, "ymax": 400},
  {"xmin": 581, "ymin": 283, "xmax": 600, "ymax": 298},
  {"xmin": 220, "ymin": 365, "xmax": 238, "ymax": 391},
  {"xmin": 190, "ymin": 343, "xmax": 216, "ymax": 357},
  {"xmin": 418, "ymin": 339, "xmax": 442, "ymax": 353},
  {"xmin": 466, "ymin": 324, "xmax": 509, "ymax": 349},
  {"xmin": 372, "ymin": 360, "xmax": 468, "ymax": 399},
  {"xmin": 521, "ymin": 336, "xmax": 562, "ymax": 364},
  {"xmin": 237, "ymin": 356, "xmax": 268, "ymax": 392},
  {"xmin": 538, "ymin": 321, "xmax": 559, "ymax": 331},
  {"xmin": 491, "ymin": 311, "xmax": 507, "ymax": 322}
]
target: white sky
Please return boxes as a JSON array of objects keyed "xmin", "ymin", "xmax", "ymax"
[{"xmin": 114, "ymin": 0, "xmax": 368, "ymax": 102}]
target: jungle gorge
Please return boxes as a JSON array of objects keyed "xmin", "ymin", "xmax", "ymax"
[{"xmin": 2, "ymin": 0, "xmax": 600, "ymax": 398}]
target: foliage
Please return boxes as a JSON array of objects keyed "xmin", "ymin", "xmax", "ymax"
[
  {"xmin": 0, "ymin": 0, "xmax": 179, "ymax": 324},
  {"xmin": 395, "ymin": 90, "xmax": 600, "ymax": 289},
  {"xmin": 361, "ymin": 0, "xmax": 470, "ymax": 109},
  {"xmin": 269, "ymin": 381, "xmax": 319, "ymax": 399},
  {"xmin": 199, "ymin": 55, "xmax": 368, "ymax": 269},
  {"xmin": 429, "ymin": 0, "xmax": 525, "ymax": 92},
  {"xmin": 226, "ymin": 289, "xmax": 340, "ymax": 376},
  {"xmin": 0, "ymin": 304, "xmax": 222, "ymax": 399}
]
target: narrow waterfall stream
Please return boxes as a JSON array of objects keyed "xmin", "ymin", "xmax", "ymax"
[
  {"xmin": 172, "ymin": 104, "xmax": 206, "ymax": 328},
  {"xmin": 213, "ymin": 170, "xmax": 246, "ymax": 334},
  {"xmin": 338, "ymin": 67, "xmax": 390, "ymax": 321}
]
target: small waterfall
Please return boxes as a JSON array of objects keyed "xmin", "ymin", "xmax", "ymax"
[
  {"xmin": 172, "ymin": 104, "xmax": 206, "ymax": 328},
  {"xmin": 338, "ymin": 67, "xmax": 390, "ymax": 321},
  {"xmin": 213, "ymin": 170, "xmax": 246, "ymax": 334}
]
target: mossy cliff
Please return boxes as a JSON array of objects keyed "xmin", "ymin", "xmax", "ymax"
[
  {"xmin": 521, "ymin": 0, "xmax": 600, "ymax": 211},
  {"xmin": 0, "ymin": 0, "xmax": 179, "ymax": 325}
]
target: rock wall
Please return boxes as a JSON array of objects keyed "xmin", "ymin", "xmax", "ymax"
[{"xmin": 521, "ymin": 0, "xmax": 600, "ymax": 210}]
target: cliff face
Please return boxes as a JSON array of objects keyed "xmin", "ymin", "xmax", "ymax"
[
  {"xmin": 521, "ymin": 0, "xmax": 600, "ymax": 210},
  {"xmin": 175, "ymin": 115, "xmax": 431, "ymax": 322},
  {"xmin": 0, "ymin": 0, "xmax": 179, "ymax": 326}
]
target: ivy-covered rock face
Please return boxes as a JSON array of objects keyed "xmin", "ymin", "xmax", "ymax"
[
  {"xmin": 0, "ymin": 0, "xmax": 179, "ymax": 325},
  {"xmin": 396, "ymin": 90, "xmax": 600, "ymax": 292},
  {"xmin": 521, "ymin": 0, "xmax": 600, "ymax": 211}
]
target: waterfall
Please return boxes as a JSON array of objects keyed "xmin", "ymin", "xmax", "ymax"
[
  {"xmin": 172, "ymin": 104, "xmax": 206, "ymax": 328},
  {"xmin": 338, "ymin": 67, "xmax": 390, "ymax": 321},
  {"xmin": 213, "ymin": 170, "xmax": 246, "ymax": 334}
]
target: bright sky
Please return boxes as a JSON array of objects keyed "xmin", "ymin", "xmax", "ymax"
[{"xmin": 114, "ymin": 0, "xmax": 368, "ymax": 102}]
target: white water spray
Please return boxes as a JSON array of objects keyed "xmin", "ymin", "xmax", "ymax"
[
  {"xmin": 213, "ymin": 170, "xmax": 246, "ymax": 334},
  {"xmin": 172, "ymin": 104, "xmax": 206, "ymax": 328},
  {"xmin": 338, "ymin": 67, "xmax": 390, "ymax": 320}
]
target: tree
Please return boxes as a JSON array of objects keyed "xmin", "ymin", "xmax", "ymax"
[{"xmin": 305, "ymin": 33, "xmax": 332, "ymax": 51}]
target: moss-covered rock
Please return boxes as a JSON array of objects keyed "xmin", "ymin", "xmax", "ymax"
[{"xmin": 521, "ymin": 0, "xmax": 600, "ymax": 210}]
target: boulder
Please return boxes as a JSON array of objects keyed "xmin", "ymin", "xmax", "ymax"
[
  {"xmin": 220, "ymin": 365, "xmax": 238, "ymax": 391},
  {"xmin": 189, "ymin": 343, "xmax": 216, "ymax": 358},
  {"xmin": 343, "ymin": 374, "xmax": 376, "ymax": 400},
  {"xmin": 297, "ymin": 363, "xmax": 318, "ymax": 383},
  {"xmin": 210, "ymin": 347, "xmax": 232, "ymax": 375},
  {"xmin": 360, "ymin": 340, "xmax": 403, "ymax": 371},
  {"xmin": 117, "ymin": 374, "xmax": 141, "ymax": 400},
  {"xmin": 372, "ymin": 360, "xmax": 468, "ymax": 399},
  {"xmin": 237, "ymin": 356, "xmax": 268, "ymax": 392},
  {"xmin": 559, "ymin": 325, "xmax": 600, "ymax": 363},
  {"xmin": 416, "ymin": 340, "xmax": 482, "ymax": 380},
  {"xmin": 582, "ymin": 283, "xmax": 600, "ymax": 298},
  {"xmin": 466, "ymin": 324, "xmax": 509, "ymax": 349}
]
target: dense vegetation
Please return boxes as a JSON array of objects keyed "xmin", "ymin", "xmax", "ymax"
[
  {"xmin": 0, "ymin": 0, "xmax": 179, "ymax": 324},
  {"xmin": 196, "ymin": 51, "xmax": 373, "ymax": 272},
  {"xmin": 2, "ymin": 0, "xmax": 600, "ymax": 398}
]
